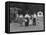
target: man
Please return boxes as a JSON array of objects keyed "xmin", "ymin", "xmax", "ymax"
[
  {"xmin": 33, "ymin": 13, "xmax": 37, "ymax": 26},
  {"xmin": 24, "ymin": 14, "xmax": 30, "ymax": 27}
]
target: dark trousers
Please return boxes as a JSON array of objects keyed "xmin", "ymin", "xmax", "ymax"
[
  {"xmin": 33, "ymin": 18, "xmax": 36, "ymax": 25},
  {"xmin": 25, "ymin": 18, "xmax": 29, "ymax": 26},
  {"xmin": 25, "ymin": 22, "xmax": 29, "ymax": 26}
]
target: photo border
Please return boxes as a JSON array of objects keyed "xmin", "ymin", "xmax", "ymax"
[{"xmin": 5, "ymin": 1, "xmax": 45, "ymax": 33}]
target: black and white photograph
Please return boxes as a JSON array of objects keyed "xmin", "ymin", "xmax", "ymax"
[{"xmin": 5, "ymin": 1, "xmax": 45, "ymax": 33}]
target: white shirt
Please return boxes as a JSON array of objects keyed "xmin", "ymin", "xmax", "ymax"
[
  {"xmin": 33, "ymin": 14, "xmax": 37, "ymax": 18},
  {"xmin": 25, "ymin": 14, "xmax": 30, "ymax": 18},
  {"xmin": 19, "ymin": 15, "xmax": 23, "ymax": 18}
]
